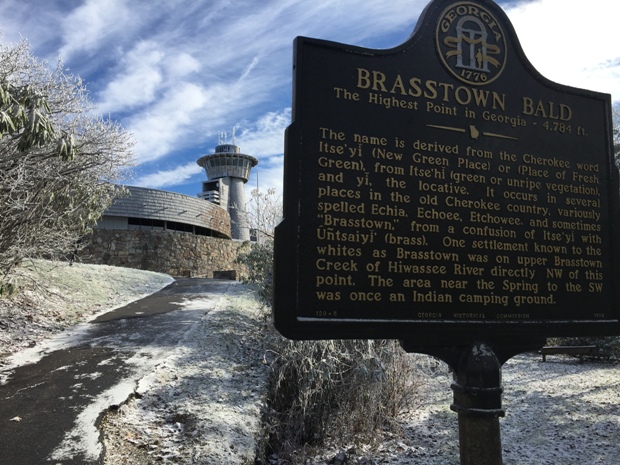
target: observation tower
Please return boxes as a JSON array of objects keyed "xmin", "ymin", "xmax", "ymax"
[{"xmin": 197, "ymin": 141, "xmax": 258, "ymax": 241}]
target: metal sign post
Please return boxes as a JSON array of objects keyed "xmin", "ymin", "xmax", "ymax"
[
  {"xmin": 452, "ymin": 343, "xmax": 504, "ymax": 465},
  {"xmin": 401, "ymin": 336, "xmax": 545, "ymax": 464},
  {"xmin": 273, "ymin": 0, "xmax": 619, "ymax": 462}
]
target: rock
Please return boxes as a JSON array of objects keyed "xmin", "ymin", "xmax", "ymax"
[{"xmin": 330, "ymin": 451, "xmax": 347, "ymax": 465}]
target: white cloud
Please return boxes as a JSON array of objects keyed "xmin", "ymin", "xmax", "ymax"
[
  {"xmin": 128, "ymin": 83, "xmax": 212, "ymax": 163},
  {"xmin": 235, "ymin": 109, "xmax": 291, "ymax": 157},
  {"xmin": 238, "ymin": 56, "xmax": 260, "ymax": 83},
  {"xmin": 235, "ymin": 109, "xmax": 291, "ymax": 197},
  {"xmin": 58, "ymin": 0, "xmax": 132, "ymax": 61},
  {"xmin": 126, "ymin": 66, "xmax": 275, "ymax": 164},
  {"xmin": 167, "ymin": 52, "xmax": 202, "ymax": 80},
  {"xmin": 97, "ymin": 42, "xmax": 204, "ymax": 115},
  {"xmin": 133, "ymin": 162, "xmax": 203, "ymax": 189},
  {"xmin": 97, "ymin": 42, "xmax": 164, "ymax": 113},
  {"xmin": 505, "ymin": 0, "xmax": 620, "ymax": 100}
]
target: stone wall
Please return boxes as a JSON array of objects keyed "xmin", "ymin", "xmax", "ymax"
[{"xmin": 79, "ymin": 229, "xmax": 249, "ymax": 278}]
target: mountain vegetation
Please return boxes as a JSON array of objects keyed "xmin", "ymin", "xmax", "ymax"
[{"xmin": 0, "ymin": 40, "xmax": 133, "ymax": 288}]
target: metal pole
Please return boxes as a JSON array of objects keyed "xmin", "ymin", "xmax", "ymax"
[
  {"xmin": 458, "ymin": 416, "xmax": 502, "ymax": 465},
  {"xmin": 401, "ymin": 337, "xmax": 545, "ymax": 465},
  {"xmin": 450, "ymin": 343, "xmax": 504, "ymax": 465}
]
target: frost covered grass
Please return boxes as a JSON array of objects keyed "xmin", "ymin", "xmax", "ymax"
[
  {"xmin": 298, "ymin": 354, "xmax": 620, "ymax": 465},
  {"xmin": 0, "ymin": 259, "xmax": 172, "ymax": 360},
  {"xmin": 101, "ymin": 285, "xmax": 270, "ymax": 464}
]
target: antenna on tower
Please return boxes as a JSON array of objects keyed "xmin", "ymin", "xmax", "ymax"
[{"xmin": 232, "ymin": 125, "xmax": 238, "ymax": 145}]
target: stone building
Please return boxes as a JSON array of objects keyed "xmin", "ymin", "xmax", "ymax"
[
  {"xmin": 79, "ymin": 143, "xmax": 258, "ymax": 277},
  {"xmin": 95, "ymin": 186, "xmax": 231, "ymax": 238},
  {"xmin": 79, "ymin": 185, "xmax": 249, "ymax": 277}
]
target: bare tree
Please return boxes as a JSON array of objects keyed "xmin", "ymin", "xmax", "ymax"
[
  {"xmin": 245, "ymin": 187, "xmax": 282, "ymax": 241},
  {"xmin": 235, "ymin": 187, "xmax": 282, "ymax": 300},
  {"xmin": 0, "ymin": 40, "xmax": 133, "ymax": 282}
]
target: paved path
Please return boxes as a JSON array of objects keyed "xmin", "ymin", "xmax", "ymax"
[{"xmin": 0, "ymin": 278, "xmax": 234, "ymax": 465}]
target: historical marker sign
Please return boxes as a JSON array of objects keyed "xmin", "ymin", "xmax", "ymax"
[{"xmin": 273, "ymin": 0, "xmax": 620, "ymax": 341}]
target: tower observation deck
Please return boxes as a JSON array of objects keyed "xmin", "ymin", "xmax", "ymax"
[{"xmin": 197, "ymin": 143, "xmax": 258, "ymax": 241}]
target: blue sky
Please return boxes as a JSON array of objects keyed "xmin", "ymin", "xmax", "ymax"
[{"xmin": 0, "ymin": 0, "xmax": 618, "ymax": 198}]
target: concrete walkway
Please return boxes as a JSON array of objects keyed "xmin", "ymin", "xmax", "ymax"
[{"xmin": 0, "ymin": 278, "xmax": 234, "ymax": 465}]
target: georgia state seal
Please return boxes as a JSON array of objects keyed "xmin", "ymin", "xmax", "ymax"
[{"xmin": 436, "ymin": 2, "xmax": 507, "ymax": 86}]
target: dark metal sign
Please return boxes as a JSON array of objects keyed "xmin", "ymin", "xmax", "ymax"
[{"xmin": 274, "ymin": 0, "xmax": 620, "ymax": 341}]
